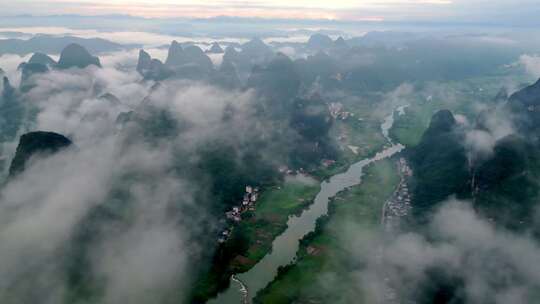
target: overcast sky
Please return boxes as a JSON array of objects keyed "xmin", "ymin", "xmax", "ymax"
[{"xmin": 1, "ymin": 0, "xmax": 539, "ymax": 25}]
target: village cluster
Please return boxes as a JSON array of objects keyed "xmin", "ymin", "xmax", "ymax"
[
  {"xmin": 278, "ymin": 165, "xmax": 307, "ymax": 175},
  {"xmin": 328, "ymin": 102, "xmax": 364, "ymax": 155},
  {"xmin": 218, "ymin": 186, "xmax": 260, "ymax": 243},
  {"xmin": 382, "ymin": 158, "xmax": 414, "ymax": 303},
  {"xmin": 328, "ymin": 102, "xmax": 355, "ymax": 120},
  {"xmin": 383, "ymin": 157, "xmax": 413, "ymax": 232}
]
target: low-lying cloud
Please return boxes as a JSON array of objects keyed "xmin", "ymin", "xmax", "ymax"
[
  {"xmin": 345, "ymin": 199, "xmax": 540, "ymax": 303},
  {"xmin": 464, "ymin": 108, "xmax": 514, "ymax": 159},
  {"xmin": 0, "ymin": 53, "xmax": 31, "ymax": 86},
  {"xmin": 0, "ymin": 52, "xmax": 262, "ymax": 303},
  {"xmin": 519, "ymin": 54, "xmax": 540, "ymax": 79}
]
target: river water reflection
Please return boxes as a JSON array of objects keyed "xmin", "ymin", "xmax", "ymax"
[{"xmin": 209, "ymin": 110, "xmax": 404, "ymax": 304}]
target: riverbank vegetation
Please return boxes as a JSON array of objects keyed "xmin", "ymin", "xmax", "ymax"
[
  {"xmin": 313, "ymin": 98, "xmax": 389, "ymax": 180},
  {"xmin": 193, "ymin": 97, "xmax": 393, "ymax": 302},
  {"xmin": 254, "ymin": 159, "xmax": 399, "ymax": 304},
  {"xmin": 192, "ymin": 177, "xmax": 320, "ymax": 302}
]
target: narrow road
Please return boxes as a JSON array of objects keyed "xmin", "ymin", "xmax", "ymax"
[
  {"xmin": 231, "ymin": 275, "xmax": 249, "ymax": 304},
  {"xmin": 379, "ymin": 158, "xmax": 412, "ymax": 303}
]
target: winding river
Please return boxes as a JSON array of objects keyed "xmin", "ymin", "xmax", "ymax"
[{"xmin": 208, "ymin": 109, "xmax": 404, "ymax": 304}]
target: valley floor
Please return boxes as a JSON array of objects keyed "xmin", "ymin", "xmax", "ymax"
[
  {"xmin": 196, "ymin": 74, "xmax": 521, "ymax": 303},
  {"xmin": 193, "ymin": 179, "xmax": 320, "ymax": 301},
  {"xmin": 254, "ymin": 159, "xmax": 399, "ymax": 304},
  {"xmin": 194, "ymin": 97, "xmax": 389, "ymax": 302}
]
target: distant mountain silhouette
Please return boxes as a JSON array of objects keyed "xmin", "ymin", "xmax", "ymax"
[
  {"xmin": 27, "ymin": 52, "xmax": 57, "ymax": 66},
  {"xmin": 165, "ymin": 40, "xmax": 185, "ymax": 67},
  {"xmin": 223, "ymin": 46, "xmax": 241, "ymax": 63},
  {"xmin": 213, "ymin": 58, "xmax": 241, "ymax": 89},
  {"xmin": 334, "ymin": 36, "xmax": 348, "ymax": 48},
  {"xmin": 294, "ymin": 51, "xmax": 338, "ymax": 87},
  {"xmin": 57, "ymin": 43, "xmax": 101, "ymax": 69},
  {"xmin": 140, "ymin": 42, "xmax": 218, "ymax": 81},
  {"xmin": 19, "ymin": 63, "xmax": 49, "ymax": 91},
  {"xmin": 0, "ymin": 35, "xmax": 127, "ymax": 56},
  {"xmin": 16, "ymin": 53, "xmax": 56, "ymax": 91},
  {"xmin": 207, "ymin": 42, "xmax": 224, "ymax": 54},
  {"xmin": 183, "ymin": 45, "xmax": 214, "ymax": 71},
  {"xmin": 307, "ymin": 34, "xmax": 333, "ymax": 49},
  {"xmin": 165, "ymin": 41, "xmax": 212, "ymax": 69},
  {"xmin": 136, "ymin": 49, "xmax": 173, "ymax": 81},
  {"xmin": 242, "ymin": 38, "xmax": 272, "ymax": 59},
  {"xmin": 247, "ymin": 53, "xmax": 301, "ymax": 114},
  {"xmin": 136, "ymin": 49, "xmax": 152, "ymax": 75}
]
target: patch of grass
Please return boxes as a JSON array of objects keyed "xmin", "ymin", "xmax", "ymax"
[
  {"xmin": 390, "ymin": 106, "xmax": 432, "ymax": 147},
  {"xmin": 233, "ymin": 179, "xmax": 321, "ymax": 270},
  {"xmin": 254, "ymin": 159, "xmax": 400, "ymax": 304},
  {"xmin": 314, "ymin": 106, "xmax": 388, "ymax": 180}
]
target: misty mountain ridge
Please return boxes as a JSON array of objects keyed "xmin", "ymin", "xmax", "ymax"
[
  {"xmin": 506, "ymin": 78, "xmax": 540, "ymax": 139},
  {"xmin": 1, "ymin": 22, "xmax": 540, "ymax": 304},
  {"xmin": 136, "ymin": 38, "xmax": 286, "ymax": 87},
  {"xmin": 27, "ymin": 52, "xmax": 57, "ymax": 66},
  {"xmin": 57, "ymin": 43, "xmax": 101, "ymax": 69},
  {"xmin": 0, "ymin": 76, "xmax": 23, "ymax": 144},
  {"xmin": 14, "ymin": 44, "xmax": 101, "ymax": 91},
  {"xmin": 408, "ymin": 109, "xmax": 470, "ymax": 223},
  {"xmin": 307, "ymin": 33, "xmax": 334, "ymax": 49},
  {"xmin": 0, "ymin": 34, "xmax": 130, "ymax": 55},
  {"xmin": 408, "ymin": 79, "xmax": 540, "ymax": 232},
  {"xmin": 207, "ymin": 42, "xmax": 224, "ymax": 54},
  {"xmin": 2, "ymin": 76, "xmax": 15, "ymax": 99}
]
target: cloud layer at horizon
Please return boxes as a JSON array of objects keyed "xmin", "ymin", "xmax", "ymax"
[{"xmin": 2, "ymin": 0, "xmax": 540, "ymax": 25}]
